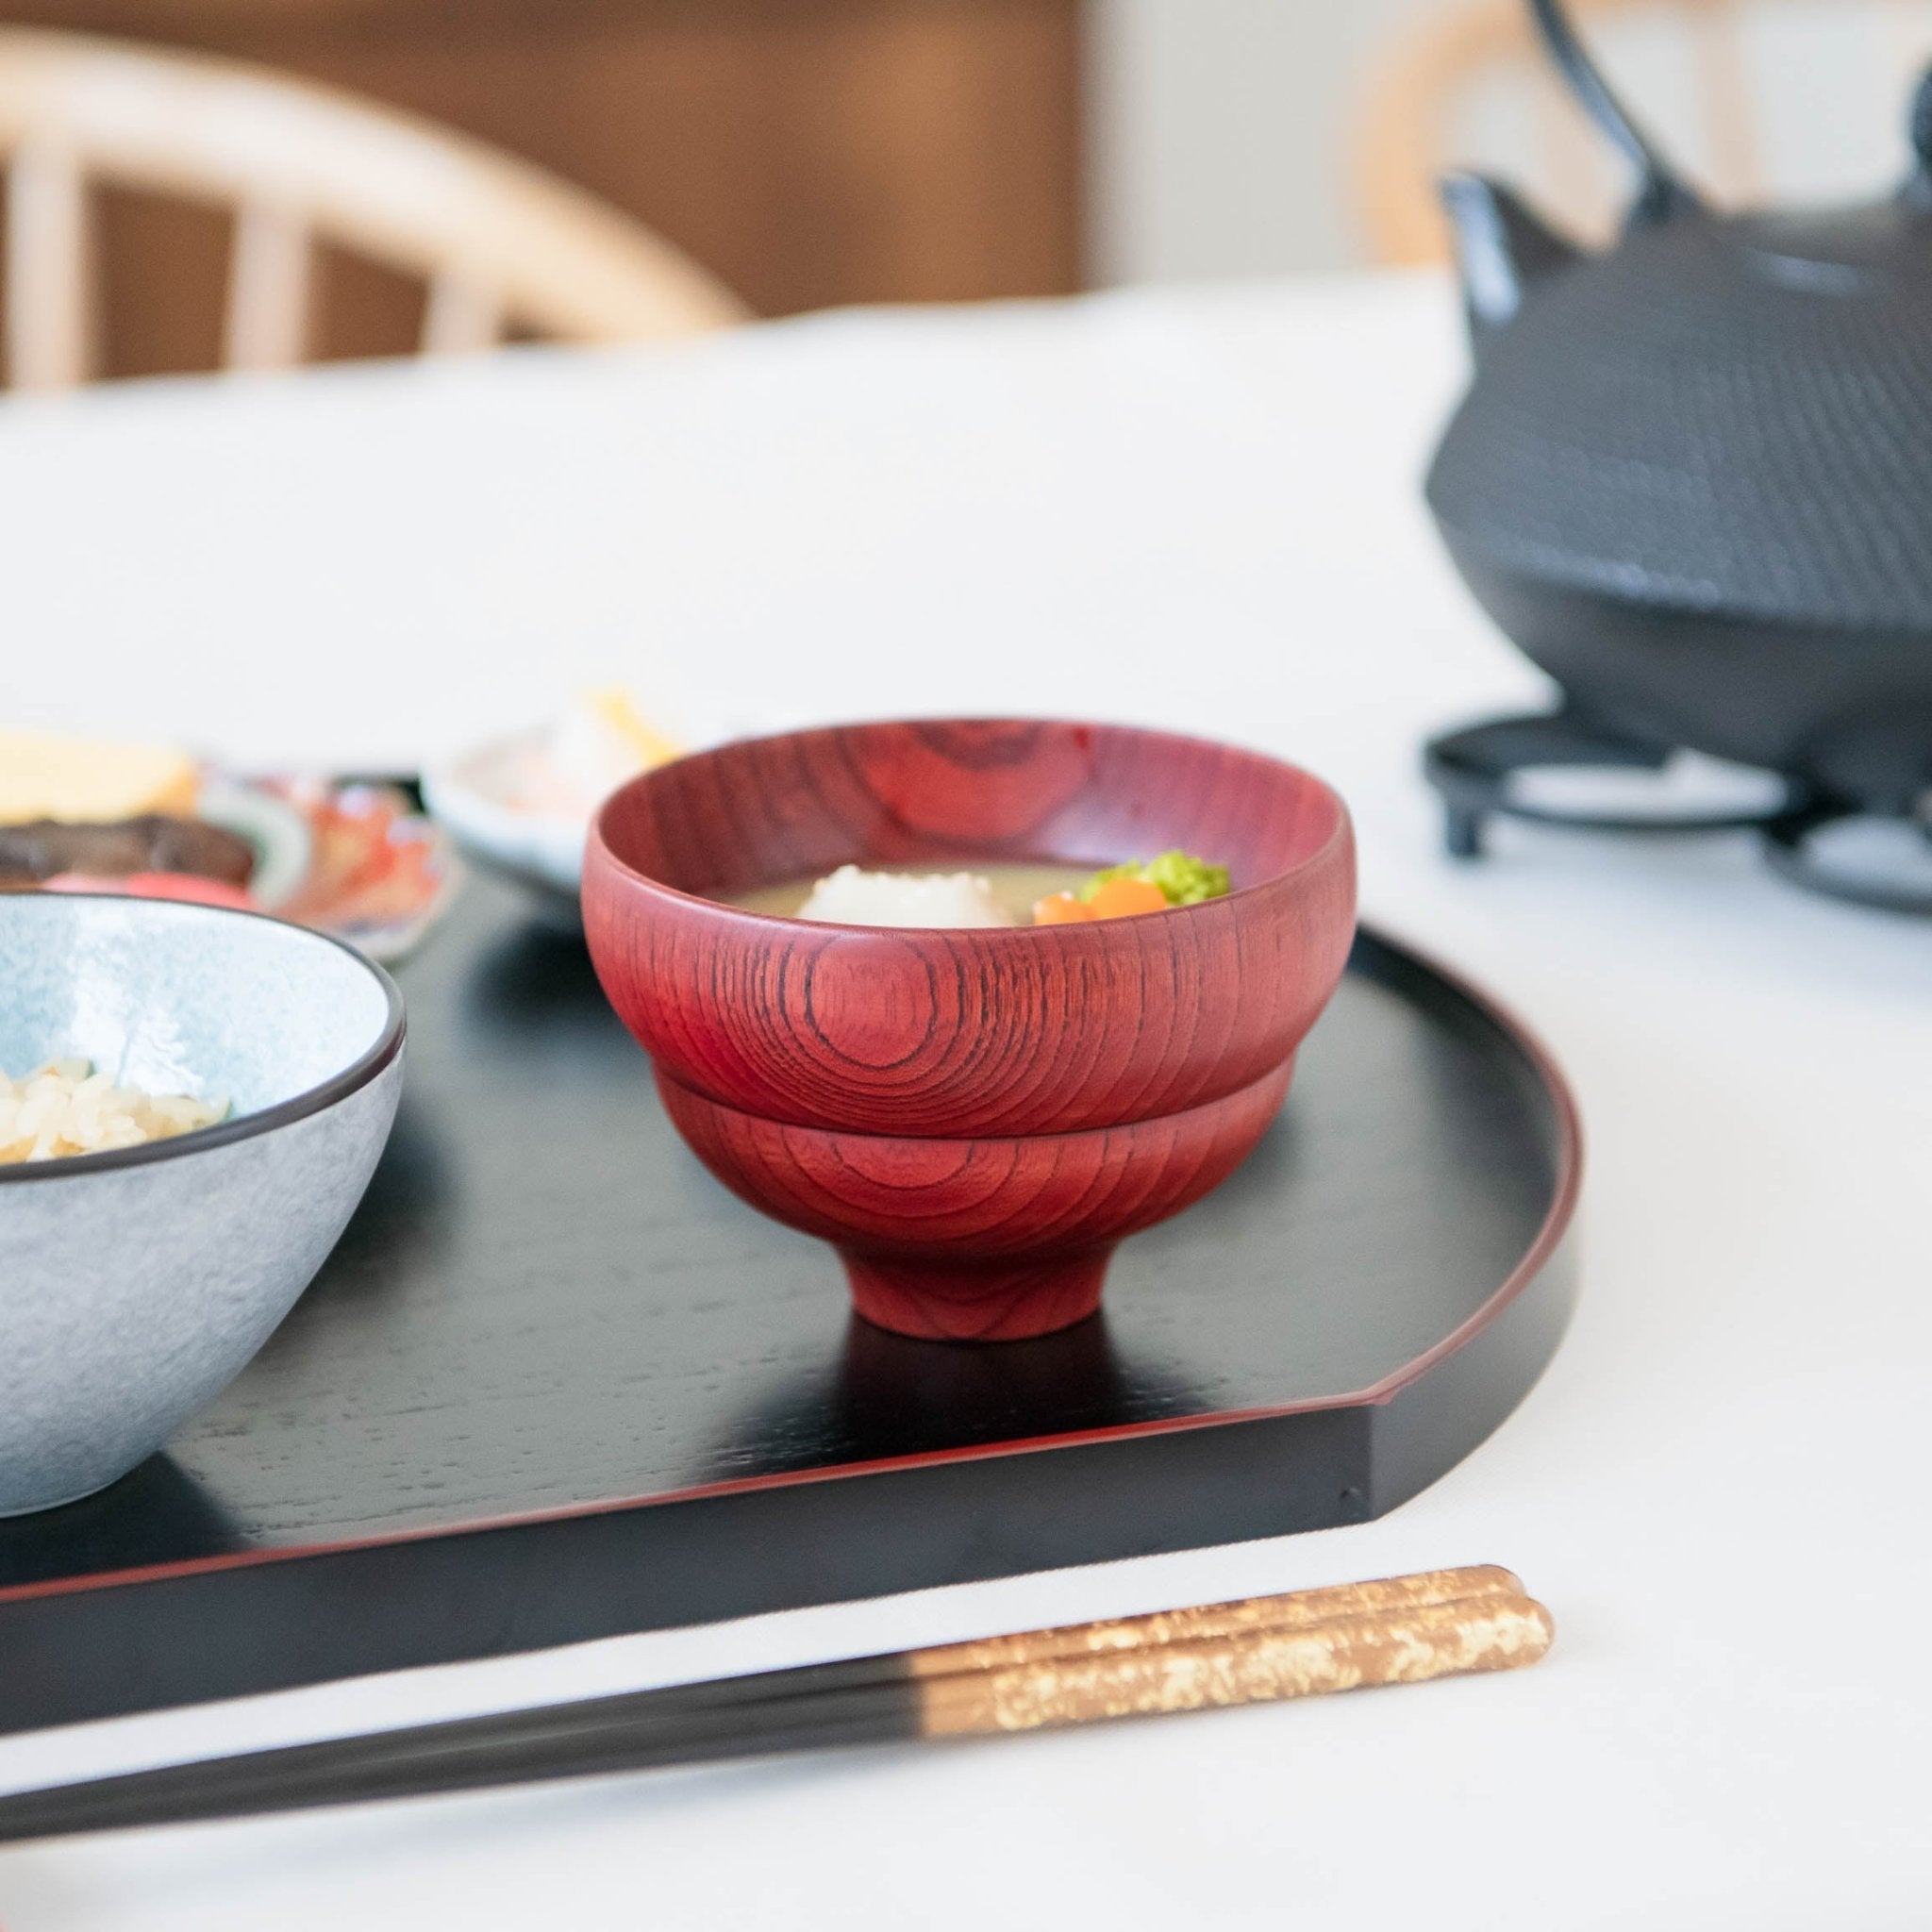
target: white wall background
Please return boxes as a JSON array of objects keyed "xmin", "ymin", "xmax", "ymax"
[
  {"xmin": 1088, "ymin": 0, "xmax": 1932, "ymax": 284},
  {"xmin": 1088, "ymin": 0, "xmax": 1421, "ymax": 281}
]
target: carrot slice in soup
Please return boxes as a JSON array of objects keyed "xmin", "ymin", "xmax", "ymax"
[
  {"xmin": 1087, "ymin": 877, "xmax": 1171, "ymax": 920},
  {"xmin": 1033, "ymin": 891, "xmax": 1097, "ymax": 925}
]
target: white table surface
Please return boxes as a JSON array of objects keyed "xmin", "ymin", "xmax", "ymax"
[{"xmin": 0, "ymin": 273, "xmax": 1927, "ymax": 1931}]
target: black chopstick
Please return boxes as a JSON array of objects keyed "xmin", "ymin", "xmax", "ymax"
[
  {"xmin": 0, "ymin": 1566, "xmax": 1548, "ymax": 1843},
  {"xmin": 0, "ymin": 1680, "xmax": 927, "ymax": 1843}
]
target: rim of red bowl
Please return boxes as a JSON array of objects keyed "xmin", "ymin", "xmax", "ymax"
[{"xmin": 587, "ymin": 718, "xmax": 1355, "ymax": 935}]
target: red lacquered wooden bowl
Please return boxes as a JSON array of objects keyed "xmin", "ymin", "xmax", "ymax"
[{"xmin": 585, "ymin": 720, "xmax": 1356, "ymax": 1341}]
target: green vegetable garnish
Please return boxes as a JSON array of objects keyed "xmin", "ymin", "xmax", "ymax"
[{"xmin": 1078, "ymin": 850, "xmax": 1232, "ymax": 908}]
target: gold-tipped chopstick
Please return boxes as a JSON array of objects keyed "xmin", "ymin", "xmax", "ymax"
[
  {"xmin": 0, "ymin": 1566, "xmax": 1550, "ymax": 1843},
  {"xmin": 907, "ymin": 1562, "xmax": 1523, "ymax": 1676},
  {"xmin": 921, "ymin": 1589, "xmax": 1551, "ymax": 1736}
]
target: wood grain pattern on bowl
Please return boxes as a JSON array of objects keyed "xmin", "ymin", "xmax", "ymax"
[
  {"xmin": 658, "ymin": 1058, "xmax": 1296, "ymax": 1341},
  {"xmin": 587, "ymin": 721, "xmax": 1355, "ymax": 1138},
  {"xmin": 584, "ymin": 719, "xmax": 1357, "ymax": 1340}
]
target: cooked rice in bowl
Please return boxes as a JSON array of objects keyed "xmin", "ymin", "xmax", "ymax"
[{"xmin": 0, "ymin": 1059, "xmax": 227, "ymax": 1164}]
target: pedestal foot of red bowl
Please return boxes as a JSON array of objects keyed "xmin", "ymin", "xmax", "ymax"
[{"xmin": 841, "ymin": 1250, "xmax": 1110, "ymax": 1341}]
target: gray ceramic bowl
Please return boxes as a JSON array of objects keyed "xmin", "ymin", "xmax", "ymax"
[{"xmin": 0, "ymin": 894, "xmax": 405, "ymax": 1515}]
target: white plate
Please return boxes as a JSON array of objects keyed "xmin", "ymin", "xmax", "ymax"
[{"xmin": 423, "ymin": 735, "xmax": 590, "ymax": 930}]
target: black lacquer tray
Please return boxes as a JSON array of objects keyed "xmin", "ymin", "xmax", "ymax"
[{"xmin": 0, "ymin": 874, "xmax": 1581, "ymax": 1735}]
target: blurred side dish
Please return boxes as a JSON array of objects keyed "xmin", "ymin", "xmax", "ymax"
[
  {"xmin": 0, "ymin": 733, "xmax": 251, "ymax": 907},
  {"xmin": 423, "ymin": 691, "xmax": 682, "ymax": 924},
  {"xmin": 0, "ymin": 731, "xmax": 458, "ymax": 960},
  {"xmin": 493, "ymin": 690, "xmax": 681, "ymax": 820}
]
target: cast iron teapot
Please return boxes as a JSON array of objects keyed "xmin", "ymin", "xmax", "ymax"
[{"xmin": 1424, "ymin": 0, "xmax": 1932, "ymax": 905}]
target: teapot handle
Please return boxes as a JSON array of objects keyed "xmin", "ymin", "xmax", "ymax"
[{"xmin": 1527, "ymin": 0, "xmax": 1700, "ymax": 225}]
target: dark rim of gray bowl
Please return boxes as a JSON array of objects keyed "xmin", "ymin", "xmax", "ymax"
[{"xmin": 0, "ymin": 895, "xmax": 407, "ymax": 1185}]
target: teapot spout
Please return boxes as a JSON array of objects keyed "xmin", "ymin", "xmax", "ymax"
[{"xmin": 1439, "ymin": 174, "xmax": 1579, "ymax": 353}]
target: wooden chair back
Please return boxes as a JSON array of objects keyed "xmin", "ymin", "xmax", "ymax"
[
  {"xmin": 0, "ymin": 27, "xmax": 749, "ymax": 391},
  {"xmin": 1357, "ymin": 0, "xmax": 1932, "ymax": 264}
]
